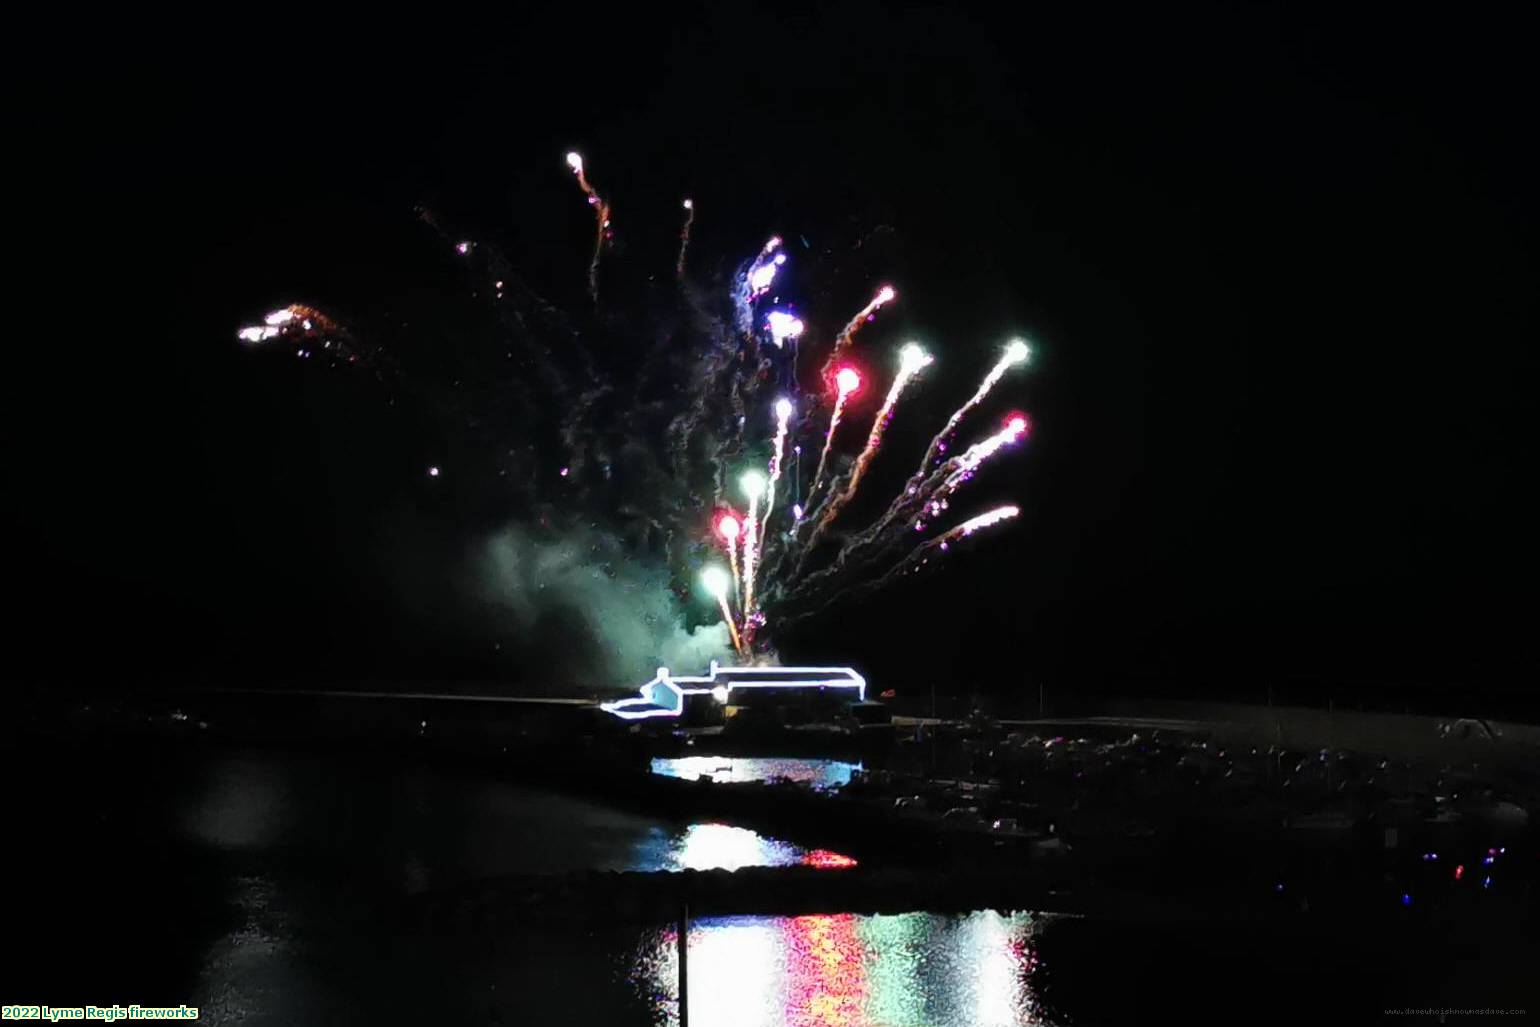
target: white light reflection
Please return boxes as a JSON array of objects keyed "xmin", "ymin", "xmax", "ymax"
[
  {"xmin": 650, "ymin": 756, "xmax": 861, "ymax": 791},
  {"xmin": 669, "ymin": 824, "xmax": 806, "ymax": 873},
  {"xmin": 631, "ymin": 910, "xmax": 1049, "ymax": 1027}
]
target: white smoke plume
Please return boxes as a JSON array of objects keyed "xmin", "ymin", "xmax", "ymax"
[{"xmin": 476, "ymin": 524, "xmax": 731, "ymax": 686}]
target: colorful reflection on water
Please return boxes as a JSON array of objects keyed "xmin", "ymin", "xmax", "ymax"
[
  {"xmin": 629, "ymin": 910, "xmax": 1049, "ymax": 1026},
  {"xmin": 651, "ymin": 756, "xmax": 861, "ymax": 791},
  {"xmin": 663, "ymin": 823, "xmax": 856, "ymax": 873}
]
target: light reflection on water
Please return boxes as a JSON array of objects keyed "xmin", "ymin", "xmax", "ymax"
[
  {"xmin": 651, "ymin": 756, "xmax": 861, "ymax": 791},
  {"xmin": 179, "ymin": 754, "xmax": 848, "ymax": 884},
  {"xmin": 629, "ymin": 911, "xmax": 1049, "ymax": 1027},
  {"xmin": 668, "ymin": 823, "xmax": 855, "ymax": 872}
]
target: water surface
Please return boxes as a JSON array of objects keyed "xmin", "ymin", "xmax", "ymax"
[
  {"xmin": 628, "ymin": 911, "xmax": 1050, "ymax": 1027},
  {"xmin": 650, "ymin": 756, "xmax": 861, "ymax": 792}
]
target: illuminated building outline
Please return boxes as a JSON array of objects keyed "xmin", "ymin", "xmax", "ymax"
[{"xmin": 600, "ymin": 661, "xmax": 867, "ymax": 720}]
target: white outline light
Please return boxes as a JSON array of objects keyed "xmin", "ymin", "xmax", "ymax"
[{"xmin": 599, "ymin": 663, "xmax": 867, "ymax": 719}]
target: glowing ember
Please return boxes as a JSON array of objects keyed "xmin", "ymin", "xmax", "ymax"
[
  {"xmin": 740, "ymin": 470, "xmax": 767, "ymax": 501},
  {"xmin": 748, "ymin": 262, "xmax": 780, "ymax": 295},
  {"xmin": 701, "ymin": 565, "xmax": 729, "ymax": 598},
  {"xmin": 766, "ymin": 311, "xmax": 806, "ymax": 348},
  {"xmin": 802, "ymin": 849, "xmax": 858, "ymax": 869}
]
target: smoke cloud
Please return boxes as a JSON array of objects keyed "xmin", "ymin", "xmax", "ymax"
[{"xmin": 475, "ymin": 524, "xmax": 731, "ymax": 687}]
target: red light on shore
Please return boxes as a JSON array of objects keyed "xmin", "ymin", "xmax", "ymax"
[
  {"xmin": 715, "ymin": 512, "xmax": 742, "ymax": 542},
  {"xmin": 803, "ymin": 849, "xmax": 858, "ymax": 869}
]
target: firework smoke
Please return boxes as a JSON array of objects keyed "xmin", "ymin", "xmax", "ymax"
[
  {"xmin": 478, "ymin": 525, "xmax": 733, "ymax": 683},
  {"xmin": 938, "ymin": 415, "xmax": 1030, "ymax": 500}
]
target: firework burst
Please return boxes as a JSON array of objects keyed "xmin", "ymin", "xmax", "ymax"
[{"xmin": 235, "ymin": 152, "xmax": 1038, "ymax": 663}]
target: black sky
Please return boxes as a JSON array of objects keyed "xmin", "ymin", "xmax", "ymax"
[{"xmin": 13, "ymin": 4, "xmax": 1537, "ymax": 706}]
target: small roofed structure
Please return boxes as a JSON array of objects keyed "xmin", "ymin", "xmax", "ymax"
[{"xmin": 600, "ymin": 662, "xmax": 867, "ymax": 721}]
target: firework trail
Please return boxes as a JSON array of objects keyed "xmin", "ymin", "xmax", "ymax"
[
  {"xmin": 566, "ymin": 152, "xmax": 612, "ymax": 301},
  {"xmin": 936, "ymin": 415, "xmax": 1029, "ymax": 502},
  {"xmin": 918, "ymin": 338, "xmax": 1031, "ymax": 476},
  {"xmin": 234, "ymin": 303, "xmax": 385, "ymax": 377},
  {"xmin": 900, "ymin": 504, "xmax": 1022, "ymax": 571},
  {"xmin": 748, "ymin": 236, "xmax": 784, "ymax": 291},
  {"xmin": 676, "ymin": 199, "xmax": 694, "ymax": 279},
  {"xmin": 778, "ymin": 505, "xmax": 1021, "ymax": 631},
  {"xmin": 817, "ymin": 284, "xmax": 895, "ymax": 384},
  {"xmin": 770, "ymin": 410, "xmax": 1031, "ymax": 625},
  {"xmin": 808, "ymin": 343, "xmax": 932, "ymax": 545},
  {"xmin": 716, "ymin": 511, "xmax": 743, "ymax": 605},
  {"xmin": 806, "ymin": 366, "xmax": 861, "ymax": 506},
  {"xmin": 760, "ymin": 397, "xmax": 795, "ymax": 541},
  {"xmin": 739, "ymin": 470, "xmax": 767, "ymax": 618},
  {"xmin": 733, "ymin": 236, "xmax": 787, "ymax": 337}
]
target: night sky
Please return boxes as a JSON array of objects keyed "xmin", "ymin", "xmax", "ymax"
[{"xmin": 13, "ymin": 5, "xmax": 1536, "ymax": 706}]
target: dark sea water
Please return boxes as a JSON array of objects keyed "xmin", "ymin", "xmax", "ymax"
[
  {"xmin": 12, "ymin": 746, "xmax": 1532, "ymax": 1025},
  {"xmin": 176, "ymin": 751, "xmax": 831, "ymax": 885}
]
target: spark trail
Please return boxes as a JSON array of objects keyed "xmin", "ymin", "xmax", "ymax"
[
  {"xmin": 807, "ymin": 342, "xmax": 932, "ymax": 548},
  {"xmin": 761, "ymin": 397, "xmax": 794, "ymax": 542},
  {"xmin": 676, "ymin": 199, "xmax": 694, "ymax": 279},
  {"xmin": 739, "ymin": 470, "xmax": 767, "ymax": 620},
  {"xmin": 566, "ymin": 152, "xmax": 612, "ymax": 301},
  {"xmin": 702, "ymin": 566, "xmax": 744, "ymax": 655},
  {"xmin": 940, "ymin": 415, "xmax": 1028, "ymax": 494},
  {"xmin": 716, "ymin": 512, "xmax": 743, "ymax": 605},
  {"xmin": 807, "ymin": 366, "xmax": 861, "ymax": 507},
  {"xmin": 918, "ymin": 338, "xmax": 1031, "ymax": 476},
  {"xmin": 818, "ymin": 285, "xmax": 895, "ymax": 384}
]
